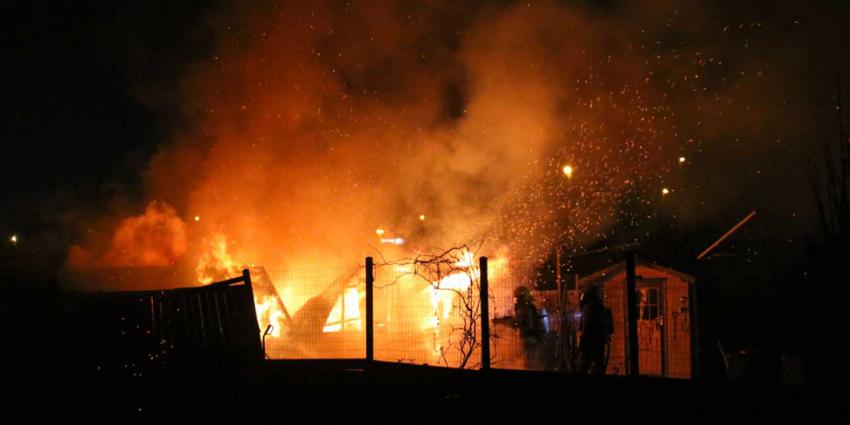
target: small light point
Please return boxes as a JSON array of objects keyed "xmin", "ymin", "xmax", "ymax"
[
  {"xmin": 662, "ymin": 188, "xmax": 670, "ymax": 195},
  {"xmin": 562, "ymin": 165, "xmax": 574, "ymax": 178}
]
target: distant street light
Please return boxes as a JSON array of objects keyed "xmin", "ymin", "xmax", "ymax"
[{"xmin": 9, "ymin": 234, "xmax": 18, "ymax": 245}]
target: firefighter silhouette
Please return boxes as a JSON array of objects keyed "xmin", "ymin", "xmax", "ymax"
[
  {"xmin": 513, "ymin": 286, "xmax": 544, "ymax": 343},
  {"xmin": 579, "ymin": 284, "xmax": 609, "ymax": 374}
]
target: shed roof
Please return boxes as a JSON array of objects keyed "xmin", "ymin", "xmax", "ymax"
[{"xmin": 578, "ymin": 260, "xmax": 695, "ymax": 285}]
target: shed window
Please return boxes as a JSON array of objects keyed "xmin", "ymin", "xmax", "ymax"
[{"xmin": 638, "ymin": 287, "xmax": 660, "ymax": 320}]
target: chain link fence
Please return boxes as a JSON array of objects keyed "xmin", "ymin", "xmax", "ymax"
[
  {"xmin": 253, "ymin": 266, "xmax": 365, "ymax": 359},
  {"xmin": 372, "ymin": 261, "xmax": 484, "ymax": 368},
  {"xmin": 250, "ymin": 256, "xmax": 696, "ymax": 379}
]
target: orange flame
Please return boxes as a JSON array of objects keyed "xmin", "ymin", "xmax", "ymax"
[{"xmin": 195, "ymin": 233, "xmax": 242, "ymax": 284}]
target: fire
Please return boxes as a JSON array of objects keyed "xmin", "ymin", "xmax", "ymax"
[
  {"xmin": 427, "ymin": 273, "xmax": 472, "ymax": 327},
  {"xmin": 423, "ymin": 249, "xmax": 480, "ymax": 330},
  {"xmin": 454, "ymin": 250, "xmax": 475, "ymax": 268},
  {"xmin": 255, "ymin": 295, "xmax": 285, "ymax": 337},
  {"xmin": 58, "ymin": 0, "xmax": 790, "ymax": 371},
  {"xmin": 195, "ymin": 233, "xmax": 242, "ymax": 285},
  {"xmin": 322, "ymin": 287, "xmax": 362, "ymax": 333}
]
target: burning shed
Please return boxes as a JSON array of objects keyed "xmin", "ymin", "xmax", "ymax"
[{"xmin": 578, "ymin": 261, "xmax": 696, "ymax": 379}]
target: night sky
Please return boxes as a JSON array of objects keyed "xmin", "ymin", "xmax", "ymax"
[
  {"xmin": 3, "ymin": 1, "xmax": 211, "ymax": 243},
  {"xmin": 4, "ymin": 1, "xmax": 850, "ymax": 349}
]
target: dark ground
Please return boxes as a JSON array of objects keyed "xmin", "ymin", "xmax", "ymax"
[{"xmin": 5, "ymin": 357, "xmax": 840, "ymax": 424}]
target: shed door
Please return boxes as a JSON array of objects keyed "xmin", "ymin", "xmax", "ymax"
[{"xmin": 636, "ymin": 278, "xmax": 665, "ymax": 376}]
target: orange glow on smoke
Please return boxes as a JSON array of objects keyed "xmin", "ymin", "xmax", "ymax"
[{"xmin": 68, "ymin": 201, "xmax": 186, "ymax": 269}]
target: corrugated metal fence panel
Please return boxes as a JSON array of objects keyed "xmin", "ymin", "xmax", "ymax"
[{"xmin": 68, "ymin": 277, "xmax": 262, "ymax": 371}]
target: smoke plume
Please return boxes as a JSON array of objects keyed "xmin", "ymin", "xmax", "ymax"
[{"xmin": 69, "ymin": 0, "xmax": 799, "ymax": 280}]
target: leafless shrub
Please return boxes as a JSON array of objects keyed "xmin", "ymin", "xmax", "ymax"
[{"xmin": 373, "ymin": 245, "xmax": 490, "ymax": 369}]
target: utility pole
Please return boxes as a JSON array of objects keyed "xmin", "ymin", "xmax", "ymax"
[
  {"xmin": 625, "ymin": 252, "xmax": 639, "ymax": 376},
  {"xmin": 365, "ymin": 257, "xmax": 374, "ymax": 362},
  {"xmin": 480, "ymin": 257, "xmax": 491, "ymax": 371}
]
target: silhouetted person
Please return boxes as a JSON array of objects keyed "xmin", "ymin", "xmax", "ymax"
[
  {"xmin": 514, "ymin": 286, "xmax": 544, "ymax": 343},
  {"xmin": 579, "ymin": 284, "xmax": 606, "ymax": 374}
]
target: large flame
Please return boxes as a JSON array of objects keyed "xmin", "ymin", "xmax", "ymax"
[
  {"xmin": 195, "ymin": 233, "xmax": 242, "ymax": 284},
  {"xmin": 323, "ymin": 287, "xmax": 362, "ymax": 333}
]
